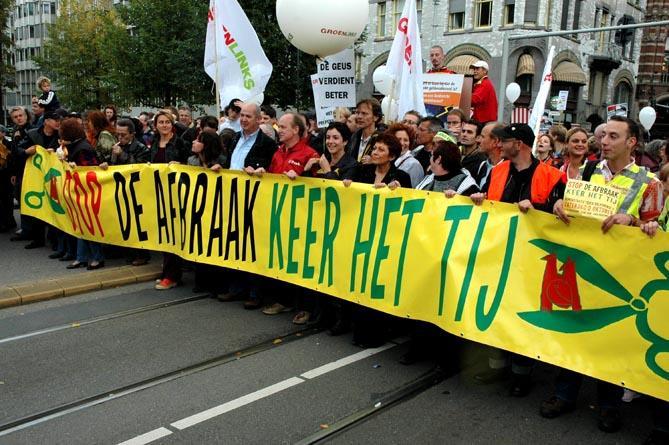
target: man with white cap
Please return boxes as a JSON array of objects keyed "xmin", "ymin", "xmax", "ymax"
[{"xmin": 469, "ymin": 60, "xmax": 498, "ymax": 124}]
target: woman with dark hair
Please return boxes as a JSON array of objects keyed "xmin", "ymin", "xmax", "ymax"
[
  {"xmin": 60, "ymin": 118, "xmax": 105, "ymax": 270},
  {"xmin": 152, "ymin": 110, "xmax": 187, "ymax": 290},
  {"xmin": 343, "ymin": 133, "xmax": 410, "ymax": 348},
  {"xmin": 104, "ymin": 104, "xmax": 118, "ymax": 128},
  {"xmin": 303, "ymin": 121, "xmax": 357, "ymax": 181},
  {"xmin": 87, "ymin": 110, "xmax": 117, "ymax": 164},
  {"xmin": 387, "ymin": 123, "xmax": 424, "ymax": 187},
  {"xmin": 187, "ymin": 129, "xmax": 225, "ymax": 170},
  {"xmin": 416, "ymin": 140, "xmax": 480, "ymax": 196},
  {"xmin": 290, "ymin": 122, "xmax": 359, "ymax": 328},
  {"xmin": 187, "ymin": 130, "xmax": 226, "ymax": 297},
  {"xmin": 346, "ymin": 133, "xmax": 412, "ymax": 189}
]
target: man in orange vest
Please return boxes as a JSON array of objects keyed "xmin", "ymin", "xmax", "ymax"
[{"xmin": 471, "ymin": 123, "xmax": 566, "ymax": 396}]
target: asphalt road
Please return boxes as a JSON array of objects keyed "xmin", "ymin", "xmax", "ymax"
[{"xmin": 0, "ymin": 281, "xmax": 654, "ymax": 445}]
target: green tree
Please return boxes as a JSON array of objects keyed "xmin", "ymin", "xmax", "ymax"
[
  {"xmin": 108, "ymin": 0, "xmax": 211, "ymax": 108},
  {"xmin": 35, "ymin": 0, "xmax": 126, "ymax": 111}
]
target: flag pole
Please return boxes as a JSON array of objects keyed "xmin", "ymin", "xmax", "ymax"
[{"xmin": 214, "ymin": 4, "xmax": 221, "ymax": 115}]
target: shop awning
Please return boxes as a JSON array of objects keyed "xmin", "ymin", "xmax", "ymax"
[
  {"xmin": 446, "ymin": 55, "xmax": 479, "ymax": 75},
  {"xmin": 516, "ymin": 54, "xmax": 535, "ymax": 77},
  {"xmin": 552, "ymin": 61, "xmax": 587, "ymax": 85}
]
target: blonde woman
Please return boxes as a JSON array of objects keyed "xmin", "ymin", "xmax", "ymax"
[{"xmin": 561, "ymin": 128, "xmax": 589, "ymax": 180}]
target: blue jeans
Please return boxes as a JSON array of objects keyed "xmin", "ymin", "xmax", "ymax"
[{"xmin": 76, "ymin": 239, "xmax": 104, "ymax": 263}]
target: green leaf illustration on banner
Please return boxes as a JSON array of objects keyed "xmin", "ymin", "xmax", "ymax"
[
  {"xmin": 518, "ymin": 306, "xmax": 636, "ymax": 333},
  {"xmin": 525, "ymin": 240, "xmax": 669, "ymax": 382},
  {"xmin": 44, "ymin": 168, "xmax": 66, "ymax": 215},
  {"xmin": 529, "ymin": 239, "xmax": 634, "ymax": 303}
]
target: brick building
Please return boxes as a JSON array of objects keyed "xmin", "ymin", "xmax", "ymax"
[{"xmin": 636, "ymin": 0, "xmax": 668, "ymax": 137}]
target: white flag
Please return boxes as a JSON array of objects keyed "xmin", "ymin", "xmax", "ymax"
[
  {"xmin": 385, "ymin": 0, "xmax": 426, "ymax": 121},
  {"xmin": 204, "ymin": 0, "xmax": 272, "ymax": 108},
  {"xmin": 527, "ymin": 46, "xmax": 555, "ymax": 138}
]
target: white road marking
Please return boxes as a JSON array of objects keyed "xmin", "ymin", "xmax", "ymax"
[
  {"xmin": 300, "ymin": 343, "xmax": 395, "ymax": 380},
  {"xmin": 119, "ymin": 341, "xmax": 397, "ymax": 443},
  {"xmin": 170, "ymin": 377, "xmax": 305, "ymax": 430},
  {"xmin": 117, "ymin": 427, "xmax": 172, "ymax": 445}
]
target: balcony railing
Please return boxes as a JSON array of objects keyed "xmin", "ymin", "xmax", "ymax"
[{"xmin": 589, "ymin": 42, "xmax": 624, "ymax": 61}]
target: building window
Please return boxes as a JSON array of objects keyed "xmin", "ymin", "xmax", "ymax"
[
  {"xmin": 597, "ymin": 8, "xmax": 610, "ymax": 48},
  {"xmin": 27, "ymin": 2, "xmax": 34, "ymax": 16},
  {"xmin": 544, "ymin": 0, "xmax": 552, "ymax": 28},
  {"xmin": 393, "ymin": 0, "xmax": 404, "ymax": 30},
  {"xmin": 560, "ymin": 0, "xmax": 570, "ymax": 30},
  {"xmin": 51, "ymin": 3, "xmax": 56, "ymax": 14},
  {"xmin": 449, "ymin": 0, "xmax": 465, "ymax": 30},
  {"xmin": 475, "ymin": 0, "xmax": 492, "ymax": 28},
  {"xmin": 613, "ymin": 82, "xmax": 632, "ymax": 105},
  {"xmin": 525, "ymin": 0, "xmax": 538, "ymax": 25},
  {"xmin": 572, "ymin": 0, "xmax": 581, "ymax": 31},
  {"xmin": 504, "ymin": 0, "xmax": 515, "ymax": 26},
  {"xmin": 376, "ymin": 2, "xmax": 387, "ymax": 37},
  {"xmin": 29, "ymin": 25, "xmax": 35, "ymax": 39}
]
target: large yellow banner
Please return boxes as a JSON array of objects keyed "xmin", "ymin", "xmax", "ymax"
[{"xmin": 23, "ymin": 147, "xmax": 669, "ymax": 401}]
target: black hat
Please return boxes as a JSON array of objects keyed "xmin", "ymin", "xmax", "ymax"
[
  {"xmin": 492, "ymin": 123, "xmax": 535, "ymax": 148},
  {"xmin": 44, "ymin": 108, "xmax": 68, "ymax": 121}
]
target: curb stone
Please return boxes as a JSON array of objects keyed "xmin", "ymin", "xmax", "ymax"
[{"xmin": 0, "ymin": 263, "xmax": 162, "ymax": 308}]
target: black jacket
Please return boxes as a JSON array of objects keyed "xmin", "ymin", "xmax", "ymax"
[
  {"xmin": 318, "ymin": 153, "xmax": 358, "ymax": 180},
  {"xmin": 150, "ymin": 135, "xmax": 187, "ymax": 164},
  {"xmin": 347, "ymin": 128, "xmax": 382, "ymax": 162},
  {"xmin": 351, "ymin": 163, "xmax": 412, "ymax": 188},
  {"xmin": 224, "ymin": 129, "xmax": 277, "ymax": 170},
  {"xmin": 113, "ymin": 139, "xmax": 151, "ymax": 165}
]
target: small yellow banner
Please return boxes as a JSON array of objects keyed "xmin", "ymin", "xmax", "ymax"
[
  {"xmin": 563, "ymin": 179, "xmax": 621, "ymax": 220},
  {"xmin": 21, "ymin": 148, "xmax": 669, "ymax": 401}
]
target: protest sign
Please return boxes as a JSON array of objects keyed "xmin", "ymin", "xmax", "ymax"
[
  {"xmin": 311, "ymin": 74, "xmax": 336, "ymax": 128},
  {"xmin": 314, "ymin": 48, "xmax": 356, "ymax": 108},
  {"xmin": 23, "ymin": 147, "xmax": 669, "ymax": 402},
  {"xmin": 607, "ymin": 103, "xmax": 629, "ymax": 120},
  {"xmin": 423, "ymin": 73, "xmax": 464, "ymax": 120},
  {"xmin": 563, "ymin": 179, "xmax": 621, "ymax": 220},
  {"xmin": 557, "ymin": 90, "xmax": 569, "ymax": 111}
]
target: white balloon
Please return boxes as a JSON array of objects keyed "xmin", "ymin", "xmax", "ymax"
[
  {"xmin": 276, "ymin": 0, "xmax": 368, "ymax": 58},
  {"xmin": 381, "ymin": 97, "xmax": 399, "ymax": 121},
  {"xmin": 506, "ymin": 82, "xmax": 521, "ymax": 104},
  {"xmin": 245, "ymin": 93, "xmax": 264, "ymax": 105},
  {"xmin": 638, "ymin": 106, "xmax": 656, "ymax": 131},
  {"xmin": 373, "ymin": 66, "xmax": 395, "ymax": 96}
]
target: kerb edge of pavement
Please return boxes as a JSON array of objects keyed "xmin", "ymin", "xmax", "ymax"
[{"xmin": 0, "ymin": 263, "xmax": 162, "ymax": 309}]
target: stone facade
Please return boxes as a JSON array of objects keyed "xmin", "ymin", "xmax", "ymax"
[{"xmin": 357, "ymin": 0, "xmax": 646, "ymax": 126}]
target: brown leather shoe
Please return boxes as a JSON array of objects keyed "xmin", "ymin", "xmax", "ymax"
[{"xmin": 243, "ymin": 299, "xmax": 262, "ymax": 310}]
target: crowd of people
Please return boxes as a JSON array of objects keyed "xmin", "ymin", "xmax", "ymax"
[{"xmin": 0, "ymin": 74, "xmax": 668, "ymax": 443}]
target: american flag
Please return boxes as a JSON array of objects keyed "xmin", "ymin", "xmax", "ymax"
[{"xmin": 511, "ymin": 107, "xmax": 530, "ymax": 124}]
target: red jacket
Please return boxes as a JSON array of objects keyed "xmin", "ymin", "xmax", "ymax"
[
  {"xmin": 471, "ymin": 76, "xmax": 498, "ymax": 123},
  {"xmin": 269, "ymin": 138, "xmax": 319, "ymax": 175},
  {"xmin": 427, "ymin": 66, "xmax": 456, "ymax": 74}
]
